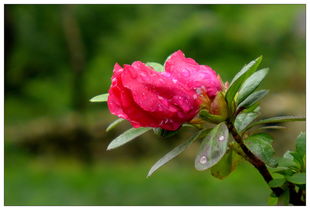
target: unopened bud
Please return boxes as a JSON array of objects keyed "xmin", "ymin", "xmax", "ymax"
[{"xmin": 199, "ymin": 91, "xmax": 228, "ymax": 123}]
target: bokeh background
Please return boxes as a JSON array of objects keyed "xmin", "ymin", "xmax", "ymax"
[{"xmin": 4, "ymin": 4, "xmax": 306, "ymax": 205}]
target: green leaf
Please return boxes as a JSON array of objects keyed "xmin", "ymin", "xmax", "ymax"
[
  {"xmin": 255, "ymin": 125, "xmax": 286, "ymax": 132},
  {"xmin": 210, "ymin": 150, "xmax": 240, "ymax": 179},
  {"xmin": 268, "ymin": 178, "xmax": 286, "ymax": 188},
  {"xmin": 195, "ymin": 122, "xmax": 229, "ymax": 171},
  {"xmin": 283, "ymin": 150, "xmax": 294, "ymax": 160},
  {"xmin": 146, "ymin": 62, "xmax": 164, "ymax": 72},
  {"xmin": 289, "ymin": 151, "xmax": 303, "ymax": 170},
  {"xmin": 277, "ymin": 158, "xmax": 298, "ymax": 170},
  {"xmin": 289, "ymin": 132, "xmax": 306, "ymax": 170},
  {"xmin": 234, "ymin": 110, "xmax": 259, "ymax": 133},
  {"xmin": 153, "ymin": 128, "xmax": 179, "ymax": 138},
  {"xmin": 277, "ymin": 189, "xmax": 290, "ymax": 206},
  {"xmin": 244, "ymin": 133, "xmax": 277, "ymax": 167},
  {"xmin": 147, "ymin": 130, "xmax": 206, "ymax": 177},
  {"xmin": 286, "ymin": 172, "xmax": 306, "ymax": 185},
  {"xmin": 236, "ymin": 68, "xmax": 269, "ymax": 104},
  {"xmin": 243, "ymin": 103, "xmax": 260, "ymax": 113},
  {"xmin": 182, "ymin": 123, "xmax": 197, "ymax": 128},
  {"xmin": 230, "ymin": 56, "xmax": 263, "ymax": 85},
  {"xmin": 106, "ymin": 118, "xmax": 125, "ymax": 132},
  {"xmin": 295, "ymin": 132, "xmax": 306, "ymax": 158},
  {"xmin": 90, "ymin": 93, "xmax": 109, "ymax": 102},
  {"xmin": 268, "ymin": 194, "xmax": 278, "ymax": 206},
  {"xmin": 277, "ymin": 151, "xmax": 299, "ymax": 170},
  {"xmin": 245, "ymin": 116, "xmax": 306, "ymax": 131},
  {"xmin": 225, "ymin": 56, "xmax": 262, "ymax": 112},
  {"xmin": 237, "ymin": 89, "xmax": 269, "ymax": 109},
  {"xmin": 107, "ymin": 127, "xmax": 151, "ymax": 150},
  {"xmin": 269, "ymin": 167, "xmax": 294, "ymax": 176},
  {"xmin": 199, "ymin": 109, "xmax": 226, "ymax": 124}
]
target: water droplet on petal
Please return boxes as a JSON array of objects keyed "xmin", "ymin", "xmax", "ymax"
[
  {"xmin": 196, "ymin": 88, "xmax": 202, "ymax": 95},
  {"xmin": 182, "ymin": 70, "xmax": 190, "ymax": 77},
  {"xmin": 141, "ymin": 72, "xmax": 147, "ymax": 77},
  {"xmin": 200, "ymin": 156, "xmax": 207, "ymax": 164},
  {"xmin": 218, "ymin": 136, "xmax": 225, "ymax": 141},
  {"xmin": 172, "ymin": 79, "xmax": 178, "ymax": 83}
]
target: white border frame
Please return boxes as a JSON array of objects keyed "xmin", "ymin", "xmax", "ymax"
[{"xmin": 0, "ymin": 1, "xmax": 308, "ymax": 209}]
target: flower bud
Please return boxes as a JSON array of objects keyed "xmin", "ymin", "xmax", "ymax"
[{"xmin": 199, "ymin": 91, "xmax": 228, "ymax": 123}]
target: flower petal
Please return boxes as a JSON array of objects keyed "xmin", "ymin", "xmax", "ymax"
[
  {"xmin": 121, "ymin": 61, "xmax": 200, "ymax": 130},
  {"xmin": 165, "ymin": 50, "xmax": 222, "ymax": 98}
]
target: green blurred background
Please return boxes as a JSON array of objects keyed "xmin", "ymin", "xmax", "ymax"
[{"xmin": 4, "ymin": 4, "xmax": 306, "ymax": 205}]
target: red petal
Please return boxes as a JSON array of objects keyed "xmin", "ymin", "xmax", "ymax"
[{"xmin": 165, "ymin": 50, "xmax": 222, "ymax": 98}]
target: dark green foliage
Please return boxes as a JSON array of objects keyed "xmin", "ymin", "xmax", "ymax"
[
  {"xmin": 153, "ymin": 128, "xmax": 179, "ymax": 138},
  {"xmin": 244, "ymin": 133, "xmax": 277, "ymax": 167},
  {"xmin": 210, "ymin": 150, "xmax": 241, "ymax": 179},
  {"xmin": 225, "ymin": 56, "xmax": 262, "ymax": 114}
]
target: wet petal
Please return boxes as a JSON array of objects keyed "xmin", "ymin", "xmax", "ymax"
[{"xmin": 165, "ymin": 50, "xmax": 222, "ymax": 98}]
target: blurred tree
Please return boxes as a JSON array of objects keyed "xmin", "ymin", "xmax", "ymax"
[{"xmin": 62, "ymin": 5, "xmax": 86, "ymax": 111}]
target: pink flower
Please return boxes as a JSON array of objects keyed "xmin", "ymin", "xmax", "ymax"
[
  {"xmin": 107, "ymin": 50, "xmax": 222, "ymax": 130},
  {"xmin": 165, "ymin": 50, "xmax": 222, "ymax": 98}
]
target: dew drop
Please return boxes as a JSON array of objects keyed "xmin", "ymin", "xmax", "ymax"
[
  {"xmin": 182, "ymin": 70, "xmax": 190, "ymax": 77},
  {"xmin": 196, "ymin": 88, "xmax": 202, "ymax": 95},
  {"xmin": 141, "ymin": 72, "xmax": 147, "ymax": 77},
  {"xmin": 200, "ymin": 156, "xmax": 207, "ymax": 164},
  {"xmin": 218, "ymin": 136, "xmax": 225, "ymax": 141},
  {"xmin": 172, "ymin": 79, "xmax": 178, "ymax": 84}
]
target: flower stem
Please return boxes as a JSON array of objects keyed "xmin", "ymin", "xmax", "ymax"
[{"xmin": 226, "ymin": 120, "xmax": 283, "ymax": 197}]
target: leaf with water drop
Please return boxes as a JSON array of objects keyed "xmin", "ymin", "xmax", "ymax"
[
  {"xmin": 107, "ymin": 127, "xmax": 151, "ymax": 150},
  {"xmin": 195, "ymin": 122, "xmax": 229, "ymax": 171}
]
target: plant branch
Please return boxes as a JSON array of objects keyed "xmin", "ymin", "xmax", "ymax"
[
  {"xmin": 226, "ymin": 120, "xmax": 283, "ymax": 197},
  {"xmin": 288, "ymin": 183, "xmax": 305, "ymax": 205}
]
